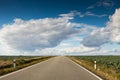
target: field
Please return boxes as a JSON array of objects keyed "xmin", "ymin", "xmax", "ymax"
[
  {"xmin": 0, "ymin": 56, "xmax": 51, "ymax": 76},
  {"xmin": 71, "ymin": 56, "xmax": 120, "ymax": 80}
]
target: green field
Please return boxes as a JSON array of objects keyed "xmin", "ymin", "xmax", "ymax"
[
  {"xmin": 75, "ymin": 56, "xmax": 120, "ymax": 70},
  {"xmin": 71, "ymin": 56, "xmax": 120, "ymax": 80}
]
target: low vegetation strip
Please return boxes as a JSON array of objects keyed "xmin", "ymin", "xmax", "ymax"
[
  {"xmin": 0, "ymin": 56, "xmax": 52, "ymax": 76},
  {"xmin": 69, "ymin": 56, "xmax": 120, "ymax": 80}
]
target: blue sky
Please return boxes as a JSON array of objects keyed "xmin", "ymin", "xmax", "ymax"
[
  {"xmin": 0, "ymin": 0, "xmax": 120, "ymax": 55},
  {"xmin": 0, "ymin": 0, "xmax": 119, "ymax": 27}
]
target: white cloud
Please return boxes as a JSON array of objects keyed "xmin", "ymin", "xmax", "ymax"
[
  {"xmin": 82, "ymin": 28, "xmax": 110, "ymax": 47},
  {"xmin": 82, "ymin": 8, "xmax": 120, "ymax": 47},
  {"xmin": 32, "ymin": 45, "xmax": 98, "ymax": 55},
  {"xmin": 60, "ymin": 10, "xmax": 107, "ymax": 18},
  {"xmin": 1, "ymin": 9, "xmax": 119, "ymax": 55},
  {"xmin": 87, "ymin": 46, "xmax": 120, "ymax": 55},
  {"xmin": 85, "ymin": 12, "xmax": 108, "ymax": 18},
  {"xmin": 107, "ymin": 9, "xmax": 120, "ymax": 43},
  {"xmin": 58, "ymin": 43, "xmax": 72, "ymax": 47},
  {"xmin": 59, "ymin": 10, "xmax": 84, "ymax": 18},
  {"xmin": 0, "ymin": 17, "xmax": 82, "ymax": 51},
  {"xmin": 72, "ymin": 36, "xmax": 83, "ymax": 42},
  {"xmin": 87, "ymin": 0, "xmax": 114, "ymax": 9},
  {"xmin": 59, "ymin": 45, "xmax": 98, "ymax": 53},
  {"xmin": 0, "ymin": 12, "xmax": 97, "ymax": 53}
]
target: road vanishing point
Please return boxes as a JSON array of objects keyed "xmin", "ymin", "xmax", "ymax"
[{"xmin": 0, "ymin": 56, "xmax": 102, "ymax": 80}]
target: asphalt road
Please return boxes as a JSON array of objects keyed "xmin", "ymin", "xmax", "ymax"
[{"xmin": 0, "ymin": 56, "xmax": 102, "ymax": 80}]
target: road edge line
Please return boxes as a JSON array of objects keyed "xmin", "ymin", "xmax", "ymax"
[
  {"xmin": 68, "ymin": 58, "xmax": 103, "ymax": 80},
  {"xmin": 0, "ymin": 57, "xmax": 53, "ymax": 79}
]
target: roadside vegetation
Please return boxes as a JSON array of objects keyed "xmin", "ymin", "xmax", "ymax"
[
  {"xmin": 0, "ymin": 56, "xmax": 52, "ymax": 76},
  {"xmin": 69, "ymin": 56, "xmax": 120, "ymax": 80}
]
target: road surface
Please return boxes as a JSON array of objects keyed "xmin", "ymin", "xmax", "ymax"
[{"xmin": 0, "ymin": 56, "xmax": 102, "ymax": 80}]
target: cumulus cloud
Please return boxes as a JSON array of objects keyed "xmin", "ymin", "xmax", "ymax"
[
  {"xmin": 1, "ymin": 8, "xmax": 119, "ymax": 55},
  {"xmin": 107, "ymin": 9, "xmax": 120, "ymax": 43},
  {"xmin": 0, "ymin": 17, "xmax": 82, "ymax": 51},
  {"xmin": 82, "ymin": 28, "xmax": 110, "ymax": 47},
  {"xmin": 82, "ymin": 8, "xmax": 120, "ymax": 47}
]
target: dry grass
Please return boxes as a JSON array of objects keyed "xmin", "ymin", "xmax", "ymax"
[
  {"xmin": 0, "ymin": 56, "xmax": 52, "ymax": 76},
  {"xmin": 69, "ymin": 57, "xmax": 120, "ymax": 80}
]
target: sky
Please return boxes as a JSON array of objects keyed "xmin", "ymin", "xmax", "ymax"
[{"xmin": 0, "ymin": 0, "xmax": 120, "ymax": 55}]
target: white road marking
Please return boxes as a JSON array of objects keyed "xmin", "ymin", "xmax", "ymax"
[
  {"xmin": 0, "ymin": 57, "xmax": 53, "ymax": 79},
  {"xmin": 68, "ymin": 58, "xmax": 103, "ymax": 80},
  {"xmin": 0, "ymin": 57, "xmax": 103, "ymax": 80}
]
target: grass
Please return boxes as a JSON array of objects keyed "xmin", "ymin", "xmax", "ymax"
[
  {"xmin": 69, "ymin": 56, "xmax": 120, "ymax": 80},
  {"xmin": 0, "ymin": 56, "xmax": 52, "ymax": 76}
]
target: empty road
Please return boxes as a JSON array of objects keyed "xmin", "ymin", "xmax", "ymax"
[{"xmin": 0, "ymin": 56, "xmax": 102, "ymax": 80}]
